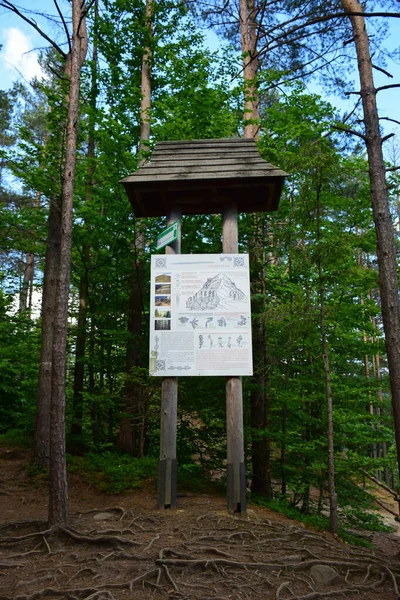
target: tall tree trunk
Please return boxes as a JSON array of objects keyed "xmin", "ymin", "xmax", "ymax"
[
  {"xmin": 250, "ymin": 216, "xmax": 272, "ymax": 498},
  {"xmin": 240, "ymin": 0, "xmax": 259, "ymax": 138},
  {"xmin": 341, "ymin": 0, "xmax": 400, "ymax": 478},
  {"xmin": 240, "ymin": 1, "xmax": 271, "ymax": 497},
  {"xmin": 34, "ymin": 196, "xmax": 61, "ymax": 469},
  {"xmin": 19, "ymin": 191, "xmax": 42, "ymax": 314},
  {"xmin": 118, "ymin": 0, "xmax": 153, "ymax": 456},
  {"xmin": 19, "ymin": 252, "xmax": 34, "ymax": 313},
  {"xmin": 316, "ymin": 186, "xmax": 338, "ymax": 535},
  {"xmin": 48, "ymin": 0, "xmax": 87, "ymax": 527},
  {"xmin": 70, "ymin": 0, "xmax": 98, "ymax": 446}
]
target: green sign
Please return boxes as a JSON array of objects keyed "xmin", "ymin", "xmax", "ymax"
[{"xmin": 156, "ymin": 221, "xmax": 178, "ymax": 250}]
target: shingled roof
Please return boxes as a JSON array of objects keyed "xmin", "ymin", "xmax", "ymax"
[{"xmin": 121, "ymin": 138, "xmax": 287, "ymax": 217}]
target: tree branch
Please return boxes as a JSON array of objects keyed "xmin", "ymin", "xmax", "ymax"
[
  {"xmin": 382, "ymin": 133, "xmax": 395, "ymax": 144},
  {"xmin": 380, "ymin": 117, "xmax": 400, "ymax": 126},
  {"xmin": 0, "ymin": 0, "xmax": 67, "ymax": 59},
  {"xmin": 332, "ymin": 124, "xmax": 366, "ymax": 140},
  {"xmin": 372, "ymin": 63, "xmax": 393, "ymax": 78},
  {"xmin": 53, "ymin": 0, "xmax": 71, "ymax": 53},
  {"xmin": 376, "ymin": 84, "xmax": 400, "ymax": 93}
]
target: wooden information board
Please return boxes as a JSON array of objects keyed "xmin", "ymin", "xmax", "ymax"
[{"xmin": 149, "ymin": 254, "xmax": 253, "ymax": 377}]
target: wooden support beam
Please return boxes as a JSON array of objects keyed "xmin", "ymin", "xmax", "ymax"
[
  {"xmin": 222, "ymin": 204, "xmax": 246, "ymax": 515},
  {"xmin": 158, "ymin": 209, "xmax": 181, "ymax": 509}
]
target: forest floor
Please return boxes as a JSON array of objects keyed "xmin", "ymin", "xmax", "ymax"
[{"xmin": 1, "ymin": 447, "xmax": 400, "ymax": 600}]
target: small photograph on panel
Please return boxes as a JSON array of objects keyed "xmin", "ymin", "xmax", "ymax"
[
  {"xmin": 155, "ymin": 308, "xmax": 171, "ymax": 318},
  {"xmin": 155, "ymin": 295, "xmax": 171, "ymax": 306},
  {"xmin": 155, "ymin": 319, "xmax": 171, "ymax": 330},
  {"xmin": 155, "ymin": 273, "xmax": 171, "ymax": 283},
  {"xmin": 155, "ymin": 283, "xmax": 171, "ymax": 294}
]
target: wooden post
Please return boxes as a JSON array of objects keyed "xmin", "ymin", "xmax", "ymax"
[
  {"xmin": 223, "ymin": 204, "xmax": 246, "ymax": 514},
  {"xmin": 158, "ymin": 208, "xmax": 181, "ymax": 509}
]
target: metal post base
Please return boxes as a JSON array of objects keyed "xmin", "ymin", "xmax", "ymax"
[
  {"xmin": 227, "ymin": 462, "xmax": 247, "ymax": 514},
  {"xmin": 157, "ymin": 458, "xmax": 177, "ymax": 509}
]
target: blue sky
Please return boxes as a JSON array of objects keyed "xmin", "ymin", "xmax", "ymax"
[{"xmin": 0, "ymin": 1, "xmax": 398, "ymax": 139}]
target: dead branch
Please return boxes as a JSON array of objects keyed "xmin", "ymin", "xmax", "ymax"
[
  {"xmin": 382, "ymin": 133, "xmax": 395, "ymax": 143},
  {"xmin": 360, "ymin": 469, "xmax": 399, "ymax": 498},
  {"xmin": 373, "ymin": 496, "xmax": 398, "ymax": 518},
  {"xmin": 0, "ymin": 0, "xmax": 67, "ymax": 58}
]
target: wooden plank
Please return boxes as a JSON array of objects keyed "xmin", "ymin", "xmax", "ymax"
[
  {"xmin": 223, "ymin": 205, "xmax": 246, "ymax": 515},
  {"xmin": 151, "ymin": 148, "xmax": 261, "ymax": 158},
  {"xmin": 155, "ymin": 138, "xmax": 254, "ymax": 148},
  {"xmin": 156, "ymin": 137, "xmax": 251, "ymax": 143},
  {"xmin": 158, "ymin": 209, "xmax": 181, "ymax": 510},
  {"xmin": 126, "ymin": 169, "xmax": 283, "ymax": 183},
  {"xmin": 133, "ymin": 167, "xmax": 280, "ymax": 177},
  {"xmin": 151, "ymin": 147, "xmax": 259, "ymax": 156},
  {"xmin": 148, "ymin": 158, "xmax": 270, "ymax": 168}
]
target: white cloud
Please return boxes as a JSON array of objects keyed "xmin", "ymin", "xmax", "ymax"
[{"xmin": 1, "ymin": 27, "xmax": 44, "ymax": 83}]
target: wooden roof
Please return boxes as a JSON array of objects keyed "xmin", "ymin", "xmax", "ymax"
[{"xmin": 121, "ymin": 138, "xmax": 287, "ymax": 217}]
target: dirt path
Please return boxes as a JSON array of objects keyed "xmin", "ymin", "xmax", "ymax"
[{"xmin": 1, "ymin": 447, "xmax": 400, "ymax": 600}]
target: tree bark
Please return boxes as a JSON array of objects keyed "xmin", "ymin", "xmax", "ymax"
[
  {"xmin": 70, "ymin": 0, "xmax": 98, "ymax": 446},
  {"xmin": 34, "ymin": 196, "xmax": 61, "ymax": 469},
  {"xmin": 118, "ymin": 0, "xmax": 153, "ymax": 456},
  {"xmin": 341, "ymin": 0, "xmax": 400, "ymax": 478},
  {"xmin": 48, "ymin": 0, "xmax": 87, "ymax": 527},
  {"xmin": 250, "ymin": 216, "xmax": 272, "ymax": 499},
  {"xmin": 239, "ymin": 2, "xmax": 270, "ymax": 499},
  {"xmin": 240, "ymin": 0, "xmax": 259, "ymax": 138},
  {"xmin": 316, "ymin": 186, "xmax": 338, "ymax": 535}
]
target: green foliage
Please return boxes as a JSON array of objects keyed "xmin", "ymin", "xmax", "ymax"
[
  {"xmin": 0, "ymin": 428, "xmax": 33, "ymax": 449},
  {"xmin": 254, "ymin": 494, "xmax": 389, "ymax": 547},
  {"xmin": 0, "ymin": 300, "xmax": 40, "ymax": 433},
  {"xmin": 178, "ymin": 462, "xmax": 223, "ymax": 494},
  {"xmin": 67, "ymin": 452, "xmax": 158, "ymax": 494},
  {"xmin": 0, "ymin": 1, "xmax": 397, "ymax": 533},
  {"xmin": 342, "ymin": 507, "xmax": 392, "ymax": 532}
]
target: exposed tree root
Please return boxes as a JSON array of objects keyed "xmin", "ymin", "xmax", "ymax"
[
  {"xmin": 1, "ymin": 491, "xmax": 399, "ymax": 600},
  {"xmin": 58, "ymin": 527, "xmax": 141, "ymax": 547}
]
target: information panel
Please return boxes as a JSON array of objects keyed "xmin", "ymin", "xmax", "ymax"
[{"xmin": 149, "ymin": 254, "xmax": 253, "ymax": 376}]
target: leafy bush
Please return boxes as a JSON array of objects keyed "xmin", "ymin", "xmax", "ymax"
[
  {"xmin": 343, "ymin": 507, "xmax": 392, "ymax": 532},
  {"xmin": 0, "ymin": 428, "xmax": 33, "ymax": 449},
  {"xmin": 253, "ymin": 494, "xmax": 389, "ymax": 547},
  {"xmin": 178, "ymin": 461, "xmax": 223, "ymax": 494},
  {"xmin": 67, "ymin": 452, "xmax": 158, "ymax": 494}
]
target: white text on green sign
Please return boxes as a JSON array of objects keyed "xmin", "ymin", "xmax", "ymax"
[{"xmin": 156, "ymin": 221, "xmax": 178, "ymax": 250}]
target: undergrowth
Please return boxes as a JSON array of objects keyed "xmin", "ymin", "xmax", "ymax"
[
  {"xmin": 66, "ymin": 452, "xmax": 219, "ymax": 495},
  {"xmin": 67, "ymin": 452, "xmax": 158, "ymax": 494},
  {"xmin": 253, "ymin": 495, "xmax": 392, "ymax": 548},
  {"xmin": 0, "ymin": 429, "xmax": 33, "ymax": 449}
]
